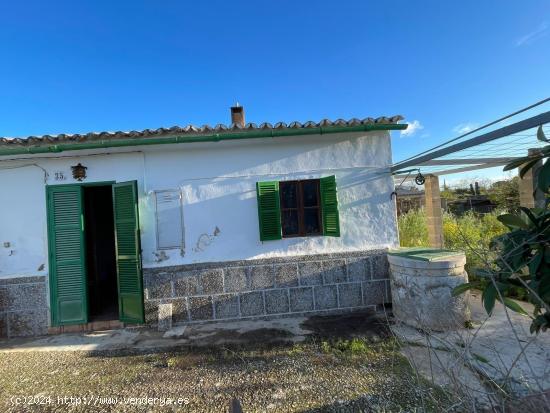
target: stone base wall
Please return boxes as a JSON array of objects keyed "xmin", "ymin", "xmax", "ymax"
[
  {"xmin": 0, "ymin": 251, "xmax": 392, "ymax": 338},
  {"xmin": 143, "ymin": 250, "xmax": 391, "ymax": 328},
  {"xmin": 0, "ymin": 275, "xmax": 48, "ymax": 338}
]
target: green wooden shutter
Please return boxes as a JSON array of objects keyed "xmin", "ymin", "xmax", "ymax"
[
  {"xmin": 113, "ymin": 181, "xmax": 145, "ymax": 324},
  {"xmin": 256, "ymin": 181, "xmax": 282, "ymax": 241},
  {"xmin": 320, "ymin": 175, "xmax": 341, "ymax": 237},
  {"xmin": 46, "ymin": 185, "xmax": 88, "ymax": 326}
]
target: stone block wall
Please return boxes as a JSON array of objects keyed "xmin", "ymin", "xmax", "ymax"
[
  {"xmin": 0, "ymin": 251, "xmax": 392, "ymax": 338},
  {"xmin": 0, "ymin": 275, "xmax": 48, "ymax": 338},
  {"xmin": 143, "ymin": 250, "xmax": 391, "ymax": 328}
]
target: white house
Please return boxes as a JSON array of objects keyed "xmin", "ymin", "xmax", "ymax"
[{"xmin": 0, "ymin": 107, "xmax": 405, "ymax": 338}]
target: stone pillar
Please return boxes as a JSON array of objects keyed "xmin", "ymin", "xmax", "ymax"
[
  {"xmin": 519, "ymin": 149, "xmax": 545, "ymax": 209},
  {"xmin": 424, "ymin": 174, "xmax": 444, "ymax": 248}
]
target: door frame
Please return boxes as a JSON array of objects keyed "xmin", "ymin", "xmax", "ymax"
[{"xmin": 46, "ymin": 180, "xmax": 139, "ymax": 326}]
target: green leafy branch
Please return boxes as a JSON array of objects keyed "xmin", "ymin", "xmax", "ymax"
[{"xmin": 453, "ymin": 125, "xmax": 550, "ymax": 334}]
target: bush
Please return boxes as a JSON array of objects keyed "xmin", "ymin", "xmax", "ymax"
[
  {"xmin": 454, "ymin": 126, "xmax": 550, "ymax": 333},
  {"xmin": 398, "ymin": 209, "xmax": 507, "ymax": 277},
  {"xmin": 397, "ymin": 208, "xmax": 428, "ymax": 247},
  {"xmin": 442, "ymin": 211, "xmax": 507, "ymax": 274}
]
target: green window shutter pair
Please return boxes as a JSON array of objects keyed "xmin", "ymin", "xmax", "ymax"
[
  {"xmin": 256, "ymin": 175, "xmax": 340, "ymax": 241},
  {"xmin": 46, "ymin": 181, "xmax": 144, "ymax": 326}
]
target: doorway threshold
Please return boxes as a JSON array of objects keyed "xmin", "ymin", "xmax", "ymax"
[{"xmin": 48, "ymin": 320, "xmax": 124, "ymax": 335}]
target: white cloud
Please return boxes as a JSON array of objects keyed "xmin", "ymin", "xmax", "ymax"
[
  {"xmin": 452, "ymin": 122, "xmax": 478, "ymax": 135},
  {"xmin": 516, "ymin": 21, "xmax": 548, "ymax": 47},
  {"xmin": 400, "ymin": 120, "xmax": 423, "ymax": 137}
]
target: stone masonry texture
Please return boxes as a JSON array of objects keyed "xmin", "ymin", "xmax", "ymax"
[
  {"xmin": 0, "ymin": 250, "xmax": 391, "ymax": 338},
  {"xmin": 144, "ymin": 249, "xmax": 391, "ymax": 327},
  {"xmin": 0, "ymin": 275, "xmax": 48, "ymax": 338}
]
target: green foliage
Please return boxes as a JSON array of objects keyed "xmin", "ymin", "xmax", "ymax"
[
  {"xmin": 440, "ymin": 188, "xmax": 456, "ymax": 201},
  {"xmin": 442, "ymin": 211, "xmax": 507, "ymax": 274},
  {"xmin": 320, "ymin": 338, "xmax": 374, "ymax": 357},
  {"xmin": 454, "ymin": 125, "xmax": 550, "ymax": 334},
  {"xmin": 488, "ymin": 176, "xmax": 520, "ymax": 213},
  {"xmin": 397, "ymin": 208, "xmax": 429, "ymax": 247},
  {"xmin": 399, "ymin": 209, "xmax": 507, "ymax": 276}
]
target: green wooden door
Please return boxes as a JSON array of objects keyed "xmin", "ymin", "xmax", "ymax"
[
  {"xmin": 46, "ymin": 185, "xmax": 88, "ymax": 326},
  {"xmin": 112, "ymin": 181, "xmax": 145, "ymax": 323}
]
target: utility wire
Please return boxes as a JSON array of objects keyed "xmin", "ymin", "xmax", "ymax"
[{"xmin": 394, "ymin": 97, "xmax": 550, "ymax": 167}]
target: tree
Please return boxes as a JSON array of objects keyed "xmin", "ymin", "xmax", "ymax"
[
  {"xmin": 488, "ymin": 176, "xmax": 520, "ymax": 213},
  {"xmin": 453, "ymin": 126, "xmax": 550, "ymax": 333}
]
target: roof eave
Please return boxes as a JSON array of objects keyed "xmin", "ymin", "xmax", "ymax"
[{"xmin": 0, "ymin": 123, "xmax": 407, "ymax": 158}]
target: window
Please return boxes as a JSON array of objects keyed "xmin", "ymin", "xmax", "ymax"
[
  {"xmin": 280, "ymin": 179, "xmax": 322, "ymax": 237},
  {"xmin": 256, "ymin": 175, "xmax": 340, "ymax": 241}
]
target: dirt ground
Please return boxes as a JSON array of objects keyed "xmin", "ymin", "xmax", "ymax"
[{"xmin": 0, "ymin": 313, "xmax": 458, "ymax": 412}]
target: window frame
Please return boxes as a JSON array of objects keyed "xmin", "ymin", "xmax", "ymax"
[{"xmin": 279, "ymin": 179, "xmax": 323, "ymax": 238}]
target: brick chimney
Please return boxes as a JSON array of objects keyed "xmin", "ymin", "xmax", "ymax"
[{"xmin": 230, "ymin": 104, "xmax": 245, "ymax": 127}]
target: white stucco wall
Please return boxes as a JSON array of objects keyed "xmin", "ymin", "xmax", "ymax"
[{"xmin": 0, "ymin": 130, "xmax": 398, "ymax": 279}]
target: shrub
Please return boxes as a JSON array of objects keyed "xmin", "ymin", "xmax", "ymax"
[
  {"xmin": 442, "ymin": 211, "xmax": 507, "ymax": 275},
  {"xmin": 455, "ymin": 126, "xmax": 550, "ymax": 333},
  {"xmin": 398, "ymin": 209, "xmax": 507, "ymax": 278},
  {"xmin": 397, "ymin": 208, "xmax": 428, "ymax": 247}
]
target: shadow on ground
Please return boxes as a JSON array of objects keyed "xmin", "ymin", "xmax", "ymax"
[{"xmin": 301, "ymin": 311, "xmax": 390, "ymax": 340}]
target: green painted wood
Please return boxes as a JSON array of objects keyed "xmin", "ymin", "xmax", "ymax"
[
  {"xmin": 46, "ymin": 185, "xmax": 88, "ymax": 326},
  {"xmin": 256, "ymin": 181, "xmax": 282, "ymax": 241},
  {"xmin": 320, "ymin": 175, "xmax": 340, "ymax": 237},
  {"xmin": 388, "ymin": 247, "xmax": 464, "ymax": 261},
  {"xmin": 112, "ymin": 181, "xmax": 145, "ymax": 323}
]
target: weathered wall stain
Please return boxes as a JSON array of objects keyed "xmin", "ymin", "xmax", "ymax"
[
  {"xmin": 193, "ymin": 226, "xmax": 221, "ymax": 253},
  {"xmin": 153, "ymin": 250, "xmax": 169, "ymax": 263}
]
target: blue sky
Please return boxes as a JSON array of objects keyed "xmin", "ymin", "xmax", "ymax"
[{"xmin": 0, "ymin": 1, "xmax": 549, "ymax": 171}]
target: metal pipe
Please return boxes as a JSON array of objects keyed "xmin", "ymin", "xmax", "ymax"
[{"xmin": 0, "ymin": 123, "xmax": 406, "ymax": 157}]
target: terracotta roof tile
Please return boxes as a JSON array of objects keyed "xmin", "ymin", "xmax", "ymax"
[{"xmin": 0, "ymin": 115, "xmax": 404, "ymax": 147}]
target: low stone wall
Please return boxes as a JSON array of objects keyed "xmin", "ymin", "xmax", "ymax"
[
  {"xmin": 143, "ymin": 250, "xmax": 391, "ymax": 328},
  {"xmin": 0, "ymin": 275, "xmax": 48, "ymax": 338}
]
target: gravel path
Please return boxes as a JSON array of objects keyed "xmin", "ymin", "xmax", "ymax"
[{"xmin": 0, "ymin": 336, "xmax": 456, "ymax": 412}]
